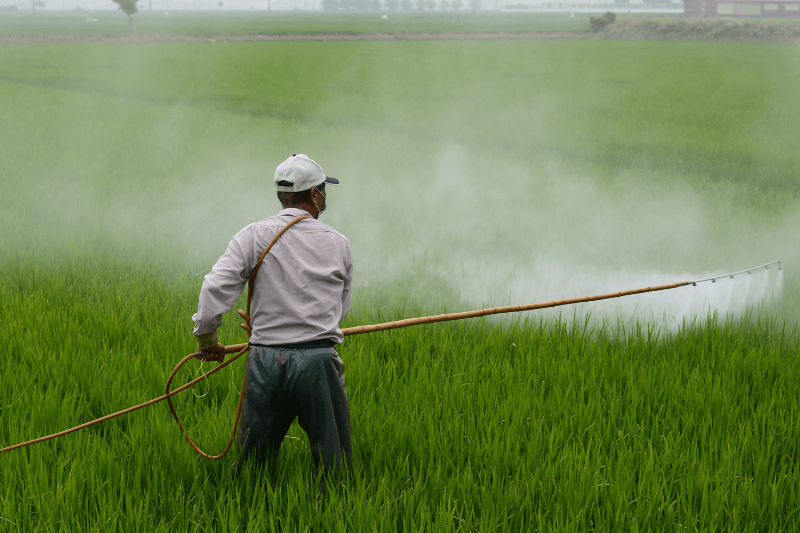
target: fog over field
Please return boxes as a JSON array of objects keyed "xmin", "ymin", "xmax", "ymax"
[
  {"xmin": 3, "ymin": 22, "xmax": 800, "ymax": 531},
  {"xmin": 329, "ymin": 143, "xmax": 791, "ymax": 324},
  {"xmin": 1, "ymin": 39, "xmax": 797, "ymax": 331}
]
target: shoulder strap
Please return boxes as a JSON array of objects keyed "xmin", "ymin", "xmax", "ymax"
[{"xmin": 238, "ymin": 215, "xmax": 311, "ymax": 337}]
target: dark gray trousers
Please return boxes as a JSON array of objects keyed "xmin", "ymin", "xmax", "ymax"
[{"xmin": 237, "ymin": 345, "xmax": 353, "ymax": 479}]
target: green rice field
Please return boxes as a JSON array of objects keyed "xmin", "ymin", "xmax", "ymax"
[
  {"xmin": 2, "ymin": 18, "xmax": 800, "ymax": 531},
  {"xmin": 0, "ymin": 11, "xmax": 594, "ymax": 38}
]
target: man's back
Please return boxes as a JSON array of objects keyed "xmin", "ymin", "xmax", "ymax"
[{"xmin": 192, "ymin": 208, "xmax": 353, "ymax": 347}]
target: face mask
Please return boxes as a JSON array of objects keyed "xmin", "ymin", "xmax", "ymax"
[{"xmin": 314, "ymin": 187, "xmax": 327, "ymax": 216}]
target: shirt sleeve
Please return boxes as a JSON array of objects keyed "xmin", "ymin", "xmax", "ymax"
[
  {"xmin": 340, "ymin": 241, "xmax": 353, "ymax": 323},
  {"xmin": 192, "ymin": 235, "xmax": 251, "ymax": 347}
]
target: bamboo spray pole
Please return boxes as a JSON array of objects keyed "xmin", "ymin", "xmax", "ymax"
[
  {"xmin": 0, "ymin": 281, "xmax": 690, "ymax": 455},
  {"xmin": 218, "ymin": 280, "xmax": 693, "ymax": 356},
  {"xmin": 0, "ymin": 255, "xmax": 781, "ymax": 455}
]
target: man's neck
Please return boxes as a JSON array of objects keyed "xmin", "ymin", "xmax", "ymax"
[{"xmin": 285, "ymin": 202, "xmax": 318, "ymax": 219}]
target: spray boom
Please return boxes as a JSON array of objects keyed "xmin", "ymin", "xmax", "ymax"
[{"xmin": 691, "ymin": 260, "xmax": 781, "ymax": 285}]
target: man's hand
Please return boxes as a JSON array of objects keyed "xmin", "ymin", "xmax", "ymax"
[{"xmin": 197, "ymin": 342, "xmax": 226, "ymax": 364}]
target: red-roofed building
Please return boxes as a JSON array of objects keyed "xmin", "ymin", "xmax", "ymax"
[{"xmin": 685, "ymin": 0, "xmax": 800, "ymax": 16}]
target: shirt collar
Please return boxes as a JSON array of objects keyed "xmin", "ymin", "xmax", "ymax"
[{"xmin": 279, "ymin": 207, "xmax": 314, "ymax": 218}]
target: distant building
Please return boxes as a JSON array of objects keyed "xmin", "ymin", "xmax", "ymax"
[{"xmin": 684, "ymin": 0, "xmax": 800, "ymax": 17}]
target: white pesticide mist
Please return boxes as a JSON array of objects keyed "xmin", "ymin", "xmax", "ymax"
[
  {"xmin": 3, "ymin": 43, "xmax": 798, "ymax": 333},
  {"xmin": 6, "ymin": 135, "xmax": 794, "ymax": 331},
  {"xmin": 319, "ymin": 142, "xmax": 795, "ymax": 329}
]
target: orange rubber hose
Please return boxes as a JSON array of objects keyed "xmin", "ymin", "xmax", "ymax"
[
  {"xmin": 0, "ymin": 271, "xmax": 691, "ymax": 456},
  {"xmin": 0, "ymin": 343, "xmax": 247, "ymax": 454},
  {"xmin": 164, "ymin": 344, "xmax": 250, "ymax": 460}
]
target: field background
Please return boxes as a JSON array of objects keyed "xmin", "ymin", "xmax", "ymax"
[
  {"xmin": 2, "ymin": 15, "xmax": 800, "ymax": 531},
  {"xmin": 0, "ymin": 12, "xmax": 595, "ymax": 37},
  {"xmin": 4, "ymin": 11, "xmax": 800, "ymax": 41}
]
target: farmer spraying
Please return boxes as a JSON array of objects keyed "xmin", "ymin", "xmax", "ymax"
[
  {"xmin": 191, "ymin": 154, "xmax": 354, "ymax": 482},
  {"xmin": 1, "ymin": 153, "xmax": 781, "ymax": 476}
]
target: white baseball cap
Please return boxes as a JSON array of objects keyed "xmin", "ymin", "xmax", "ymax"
[{"xmin": 274, "ymin": 154, "xmax": 339, "ymax": 193}]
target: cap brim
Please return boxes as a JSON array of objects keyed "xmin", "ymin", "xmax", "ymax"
[{"xmin": 324, "ymin": 176, "xmax": 339, "ymax": 185}]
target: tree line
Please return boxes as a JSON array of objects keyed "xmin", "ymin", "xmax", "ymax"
[{"xmin": 110, "ymin": 0, "xmax": 485, "ymax": 36}]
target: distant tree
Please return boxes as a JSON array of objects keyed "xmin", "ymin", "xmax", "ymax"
[
  {"xmin": 400, "ymin": 0, "xmax": 411, "ymax": 9},
  {"xmin": 353, "ymin": 0, "xmax": 369, "ymax": 9},
  {"xmin": 469, "ymin": 0, "xmax": 479, "ymax": 9},
  {"xmin": 440, "ymin": 0, "xmax": 449, "ymax": 8},
  {"xmin": 112, "ymin": 0, "xmax": 138, "ymax": 33},
  {"xmin": 451, "ymin": 0, "xmax": 462, "ymax": 8},
  {"xmin": 34, "ymin": 0, "xmax": 44, "ymax": 6},
  {"xmin": 386, "ymin": 0, "xmax": 398, "ymax": 8},
  {"xmin": 218, "ymin": 0, "xmax": 222, "ymax": 8},
  {"xmin": 321, "ymin": 0, "xmax": 338, "ymax": 9},
  {"xmin": 589, "ymin": 11, "xmax": 615, "ymax": 31},
  {"xmin": 366, "ymin": 0, "xmax": 380, "ymax": 9}
]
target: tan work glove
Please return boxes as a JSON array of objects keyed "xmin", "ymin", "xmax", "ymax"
[
  {"xmin": 197, "ymin": 342, "xmax": 226, "ymax": 363},
  {"xmin": 195, "ymin": 331, "xmax": 225, "ymax": 363}
]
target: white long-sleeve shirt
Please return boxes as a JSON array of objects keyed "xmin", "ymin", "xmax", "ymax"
[{"xmin": 192, "ymin": 208, "xmax": 353, "ymax": 348}]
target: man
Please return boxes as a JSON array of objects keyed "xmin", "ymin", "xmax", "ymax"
[{"xmin": 192, "ymin": 154, "xmax": 354, "ymax": 483}]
